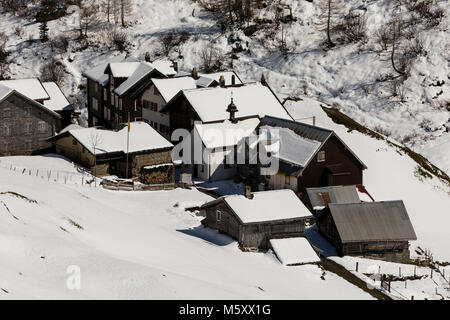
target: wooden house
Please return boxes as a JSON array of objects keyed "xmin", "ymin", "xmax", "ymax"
[
  {"xmin": 316, "ymin": 201, "xmax": 417, "ymax": 263},
  {"xmin": 48, "ymin": 122, "xmax": 174, "ymax": 183},
  {"xmin": 257, "ymin": 116, "xmax": 367, "ymax": 197},
  {"xmin": 200, "ymin": 189, "xmax": 312, "ymax": 250},
  {"xmin": 0, "ymin": 83, "xmax": 61, "ymax": 156}
]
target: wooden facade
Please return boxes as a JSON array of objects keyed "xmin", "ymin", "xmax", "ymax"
[
  {"xmin": 0, "ymin": 91, "xmax": 60, "ymax": 156},
  {"xmin": 201, "ymin": 200, "xmax": 307, "ymax": 250}
]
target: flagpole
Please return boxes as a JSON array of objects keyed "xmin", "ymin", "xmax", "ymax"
[{"xmin": 126, "ymin": 112, "xmax": 130, "ymax": 179}]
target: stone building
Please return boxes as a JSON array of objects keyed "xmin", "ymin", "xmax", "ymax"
[{"xmin": 0, "ymin": 83, "xmax": 61, "ymax": 156}]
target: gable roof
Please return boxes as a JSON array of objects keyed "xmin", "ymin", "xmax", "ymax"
[
  {"xmin": 82, "ymin": 56, "xmax": 139, "ymax": 86},
  {"xmin": 42, "ymin": 82, "xmax": 73, "ymax": 111},
  {"xmin": 113, "ymin": 63, "xmax": 158, "ymax": 96},
  {"xmin": 152, "ymin": 77, "xmax": 197, "ymax": 103},
  {"xmin": 307, "ymin": 185, "xmax": 361, "ymax": 209},
  {"xmin": 0, "ymin": 79, "xmax": 50, "ymax": 101},
  {"xmin": 194, "ymin": 118, "xmax": 260, "ymax": 149},
  {"xmin": 0, "ymin": 84, "xmax": 61, "ymax": 119},
  {"xmin": 108, "ymin": 62, "xmax": 142, "ymax": 78},
  {"xmin": 56, "ymin": 122, "xmax": 173, "ymax": 155},
  {"xmin": 162, "ymin": 83, "xmax": 293, "ymax": 122},
  {"xmin": 328, "ymin": 201, "xmax": 417, "ymax": 243},
  {"xmin": 260, "ymin": 116, "xmax": 367, "ymax": 174},
  {"xmin": 201, "ymin": 189, "xmax": 312, "ymax": 224}
]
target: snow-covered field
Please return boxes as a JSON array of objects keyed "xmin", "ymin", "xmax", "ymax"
[
  {"xmin": 1, "ymin": 0, "xmax": 449, "ymax": 172},
  {"xmin": 0, "ymin": 157, "xmax": 373, "ymax": 299}
]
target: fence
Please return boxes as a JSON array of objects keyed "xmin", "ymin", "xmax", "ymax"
[{"xmin": 102, "ymin": 179, "xmax": 175, "ymax": 191}]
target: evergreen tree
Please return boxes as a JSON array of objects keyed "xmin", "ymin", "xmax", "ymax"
[{"xmin": 39, "ymin": 21, "xmax": 49, "ymax": 42}]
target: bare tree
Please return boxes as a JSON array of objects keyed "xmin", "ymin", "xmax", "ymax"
[
  {"xmin": 103, "ymin": 0, "xmax": 112, "ymax": 22},
  {"xmin": 317, "ymin": 0, "xmax": 342, "ymax": 47},
  {"xmin": 120, "ymin": 0, "xmax": 133, "ymax": 27},
  {"xmin": 79, "ymin": 1, "xmax": 99, "ymax": 37},
  {"xmin": 40, "ymin": 58, "xmax": 67, "ymax": 86},
  {"xmin": 200, "ymin": 44, "xmax": 225, "ymax": 72},
  {"xmin": 89, "ymin": 129, "xmax": 103, "ymax": 186}
]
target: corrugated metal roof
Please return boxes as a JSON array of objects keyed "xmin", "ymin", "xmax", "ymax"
[
  {"xmin": 307, "ymin": 185, "xmax": 360, "ymax": 208},
  {"xmin": 328, "ymin": 201, "xmax": 417, "ymax": 243},
  {"xmin": 260, "ymin": 116, "xmax": 333, "ymax": 142}
]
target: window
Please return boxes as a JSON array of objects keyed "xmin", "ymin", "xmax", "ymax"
[
  {"xmin": 115, "ymin": 95, "xmax": 119, "ymax": 109},
  {"xmin": 143, "ymin": 100, "xmax": 151, "ymax": 109},
  {"xmin": 24, "ymin": 122, "xmax": 32, "ymax": 135},
  {"xmin": 151, "ymin": 102, "xmax": 158, "ymax": 112},
  {"xmin": 38, "ymin": 121, "xmax": 47, "ymax": 133},
  {"xmin": 103, "ymin": 88, "xmax": 107, "ymax": 101},
  {"xmin": 3, "ymin": 124, "xmax": 11, "ymax": 136},
  {"xmin": 317, "ymin": 151, "xmax": 326, "ymax": 162},
  {"xmin": 4, "ymin": 108, "xmax": 11, "ymax": 118},
  {"xmin": 92, "ymin": 97, "xmax": 99, "ymax": 111},
  {"xmin": 216, "ymin": 210, "xmax": 222, "ymax": 222},
  {"xmin": 119, "ymin": 98, "xmax": 122, "ymax": 110},
  {"xmin": 24, "ymin": 107, "xmax": 32, "ymax": 117},
  {"xmin": 110, "ymin": 76, "xmax": 115, "ymax": 87}
]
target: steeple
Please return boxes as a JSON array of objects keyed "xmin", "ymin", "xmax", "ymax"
[{"xmin": 226, "ymin": 91, "xmax": 238, "ymax": 124}]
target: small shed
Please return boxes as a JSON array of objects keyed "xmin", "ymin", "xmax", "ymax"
[
  {"xmin": 317, "ymin": 201, "xmax": 417, "ymax": 263},
  {"xmin": 269, "ymin": 237, "xmax": 320, "ymax": 266},
  {"xmin": 200, "ymin": 189, "xmax": 312, "ymax": 250},
  {"xmin": 306, "ymin": 185, "xmax": 361, "ymax": 211}
]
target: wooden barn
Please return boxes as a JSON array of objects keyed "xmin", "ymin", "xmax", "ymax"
[
  {"xmin": 257, "ymin": 116, "xmax": 367, "ymax": 197},
  {"xmin": 48, "ymin": 122, "xmax": 174, "ymax": 183},
  {"xmin": 200, "ymin": 189, "xmax": 312, "ymax": 250},
  {"xmin": 316, "ymin": 201, "xmax": 417, "ymax": 263}
]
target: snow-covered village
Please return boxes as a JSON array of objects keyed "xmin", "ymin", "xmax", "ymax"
[{"xmin": 0, "ymin": 0, "xmax": 449, "ymax": 305}]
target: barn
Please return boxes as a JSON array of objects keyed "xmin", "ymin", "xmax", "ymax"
[
  {"xmin": 200, "ymin": 189, "xmax": 312, "ymax": 250},
  {"xmin": 316, "ymin": 201, "xmax": 417, "ymax": 263}
]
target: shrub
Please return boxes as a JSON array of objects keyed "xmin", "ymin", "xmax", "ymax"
[
  {"xmin": 108, "ymin": 28, "xmax": 129, "ymax": 51},
  {"xmin": 40, "ymin": 58, "xmax": 67, "ymax": 86},
  {"xmin": 200, "ymin": 44, "xmax": 225, "ymax": 73}
]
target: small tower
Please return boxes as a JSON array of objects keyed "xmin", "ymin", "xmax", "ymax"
[
  {"xmin": 145, "ymin": 52, "xmax": 151, "ymax": 62},
  {"xmin": 226, "ymin": 92, "xmax": 238, "ymax": 124}
]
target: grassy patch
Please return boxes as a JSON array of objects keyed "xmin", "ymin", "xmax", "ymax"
[
  {"xmin": 0, "ymin": 191, "xmax": 38, "ymax": 204},
  {"xmin": 282, "ymin": 96, "xmax": 303, "ymax": 105},
  {"xmin": 67, "ymin": 218, "xmax": 84, "ymax": 230},
  {"xmin": 322, "ymin": 106, "xmax": 450, "ymax": 187}
]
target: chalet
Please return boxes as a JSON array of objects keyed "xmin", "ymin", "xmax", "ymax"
[
  {"xmin": 0, "ymin": 79, "xmax": 74, "ymax": 132},
  {"xmin": 82, "ymin": 57, "xmax": 175, "ymax": 129},
  {"xmin": 257, "ymin": 116, "xmax": 367, "ymax": 197},
  {"xmin": 185, "ymin": 117, "xmax": 260, "ymax": 181},
  {"xmin": 48, "ymin": 122, "xmax": 174, "ymax": 183},
  {"xmin": 200, "ymin": 189, "xmax": 312, "ymax": 250},
  {"xmin": 0, "ymin": 83, "xmax": 61, "ymax": 156},
  {"xmin": 316, "ymin": 201, "xmax": 417, "ymax": 263},
  {"xmin": 160, "ymin": 82, "xmax": 293, "ymax": 137}
]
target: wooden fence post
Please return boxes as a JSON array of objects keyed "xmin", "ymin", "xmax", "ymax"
[
  {"xmin": 399, "ymin": 267, "xmax": 401, "ymax": 277},
  {"xmin": 388, "ymin": 280, "xmax": 391, "ymax": 293},
  {"xmin": 356, "ymin": 262, "xmax": 359, "ymax": 272},
  {"xmin": 414, "ymin": 266, "xmax": 416, "ymax": 277}
]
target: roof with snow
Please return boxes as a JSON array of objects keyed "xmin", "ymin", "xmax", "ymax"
[
  {"xmin": 307, "ymin": 185, "xmax": 361, "ymax": 209},
  {"xmin": 42, "ymin": 82, "xmax": 73, "ymax": 111},
  {"xmin": 152, "ymin": 77, "xmax": 197, "ymax": 103},
  {"xmin": 0, "ymin": 83, "xmax": 12, "ymax": 101},
  {"xmin": 59, "ymin": 122, "xmax": 173, "ymax": 155},
  {"xmin": 327, "ymin": 201, "xmax": 417, "ymax": 243},
  {"xmin": 202, "ymin": 189, "xmax": 312, "ymax": 224},
  {"xmin": 82, "ymin": 56, "xmax": 139, "ymax": 86},
  {"xmin": 0, "ymin": 79, "xmax": 49, "ymax": 101},
  {"xmin": 162, "ymin": 83, "xmax": 292, "ymax": 122},
  {"xmin": 109, "ymin": 62, "xmax": 142, "ymax": 78},
  {"xmin": 270, "ymin": 237, "xmax": 320, "ymax": 265},
  {"xmin": 198, "ymin": 71, "xmax": 243, "ymax": 86},
  {"xmin": 151, "ymin": 59, "xmax": 177, "ymax": 77},
  {"xmin": 113, "ymin": 63, "xmax": 158, "ymax": 96},
  {"xmin": 194, "ymin": 118, "xmax": 260, "ymax": 149}
]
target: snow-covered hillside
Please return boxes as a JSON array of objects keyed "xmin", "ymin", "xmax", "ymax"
[
  {"xmin": 1, "ymin": 0, "xmax": 449, "ymax": 172},
  {"xmin": 0, "ymin": 157, "xmax": 372, "ymax": 299}
]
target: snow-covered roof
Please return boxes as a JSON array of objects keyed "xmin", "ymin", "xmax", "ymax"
[
  {"xmin": 42, "ymin": 82, "xmax": 73, "ymax": 111},
  {"xmin": 222, "ymin": 189, "xmax": 312, "ymax": 223},
  {"xmin": 0, "ymin": 79, "xmax": 49, "ymax": 101},
  {"xmin": 270, "ymin": 237, "xmax": 320, "ymax": 265},
  {"xmin": 166, "ymin": 83, "xmax": 292, "ymax": 122},
  {"xmin": 114, "ymin": 63, "xmax": 155, "ymax": 96},
  {"xmin": 198, "ymin": 71, "xmax": 242, "ymax": 86},
  {"xmin": 307, "ymin": 185, "xmax": 361, "ymax": 209},
  {"xmin": 0, "ymin": 83, "xmax": 13, "ymax": 101},
  {"xmin": 66, "ymin": 122, "xmax": 173, "ymax": 155},
  {"xmin": 82, "ymin": 56, "xmax": 138, "ymax": 85},
  {"xmin": 151, "ymin": 59, "xmax": 177, "ymax": 77},
  {"xmin": 152, "ymin": 77, "xmax": 197, "ymax": 103},
  {"xmin": 109, "ymin": 62, "xmax": 142, "ymax": 78},
  {"xmin": 194, "ymin": 118, "xmax": 260, "ymax": 149},
  {"xmin": 195, "ymin": 76, "xmax": 217, "ymax": 88},
  {"xmin": 58, "ymin": 124, "xmax": 83, "ymax": 135},
  {"xmin": 260, "ymin": 125, "xmax": 322, "ymax": 168}
]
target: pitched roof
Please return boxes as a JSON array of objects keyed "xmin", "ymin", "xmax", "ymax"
[
  {"xmin": 202, "ymin": 189, "xmax": 312, "ymax": 224},
  {"xmin": 82, "ymin": 56, "xmax": 138, "ymax": 85},
  {"xmin": 152, "ymin": 77, "xmax": 197, "ymax": 103},
  {"xmin": 162, "ymin": 83, "xmax": 292, "ymax": 122},
  {"xmin": 194, "ymin": 118, "xmax": 260, "ymax": 149},
  {"xmin": 113, "ymin": 63, "xmax": 156, "ymax": 96},
  {"xmin": 307, "ymin": 185, "xmax": 361, "ymax": 209},
  {"xmin": 62, "ymin": 122, "xmax": 173, "ymax": 155},
  {"xmin": 0, "ymin": 83, "xmax": 13, "ymax": 101},
  {"xmin": 328, "ymin": 201, "xmax": 417, "ymax": 243},
  {"xmin": 42, "ymin": 82, "xmax": 73, "ymax": 111},
  {"xmin": 109, "ymin": 62, "xmax": 142, "ymax": 78},
  {"xmin": 0, "ymin": 79, "xmax": 50, "ymax": 101}
]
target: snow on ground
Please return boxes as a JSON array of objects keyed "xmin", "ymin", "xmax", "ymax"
[
  {"xmin": 285, "ymin": 98, "xmax": 450, "ymax": 262},
  {"xmin": 0, "ymin": 157, "xmax": 371, "ymax": 299}
]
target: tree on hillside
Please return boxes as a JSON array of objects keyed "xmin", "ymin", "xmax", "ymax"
[
  {"xmin": 80, "ymin": 1, "xmax": 99, "ymax": 36},
  {"xmin": 39, "ymin": 21, "xmax": 50, "ymax": 42},
  {"xmin": 103, "ymin": 0, "xmax": 112, "ymax": 22},
  {"xmin": 317, "ymin": 0, "xmax": 342, "ymax": 47},
  {"xmin": 89, "ymin": 129, "xmax": 103, "ymax": 187},
  {"xmin": 40, "ymin": 58, "xmax": 67, "ymax": 86},
  {"xmin": 120, "ymin": 0, "xmax": 133, "ymax": 27}
]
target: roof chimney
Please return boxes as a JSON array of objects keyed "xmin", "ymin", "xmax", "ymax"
[
  {"xmin": 261, "ymin": 73, "xmax": 269, "ymax": 87},
  {"xmin": 226, "ymin": 92, "xmax": 238, "ymax": 124},
  {"xmin": 145, "ymin": 52, "xmax": 151, "ymax": 62},
  {"xmin": 231, "ymin": 74, "xmax": 236, "ymax": 86},
  {"xmin": 172, "ymin": 61, "xmax": 178, "ymax": 73},
  {"xmin": 191, "ymin": 67, "xmax": 199, "ymax": 80},
  {"xmin": 219, "ymin": 75, "xmax": 226, "ymax": 87},
  {"xmin": 245, "ymin": 185, "xmax": 253, "ymax": 199}
]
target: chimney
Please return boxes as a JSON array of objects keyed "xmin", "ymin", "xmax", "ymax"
[
  {"xmin": 219, "ymin": 75, "xmax": 225, "ymax": 87},
  {"xmin": 145, "ymin": 52, "xmax": 151, "ymax": 62},
  {"xmin": 172, "ymin": 61, "xmax": 178, "ymax": 73},
  {"xmin": 191, "ymin": 67, "xmax": 199, "ymax": 80},
  {"xmin": 261, "ymin": 73, "xmax": 268, "ymax": 87},
  {"xmin": 226, "ymin": 92, "xmax": 238, "ymax": 124},
  {"xmin": 245, "ymin": 185, "xmax": 253, "ymax": 199},
  {"xmin": 231, "ymin": 74, "xmax": 236, "ymax": 86}
]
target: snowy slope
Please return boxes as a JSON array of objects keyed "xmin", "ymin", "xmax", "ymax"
[
  {"xmin": 0, "ymin": 156, "xmax": 372, "ymax": 299},
  {"xmin": 1, "ymin": 0, "xmax": 449, "ymax": 172}
]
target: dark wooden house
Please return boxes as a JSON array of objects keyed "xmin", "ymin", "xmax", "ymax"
[
  {"xmin": 316, "ymin": 201, "xmax": 417, "ymax": 263},
  {"xmin": 200, "ymin": 189, "xmax": 312, "ymax": 250},
  {"xmin": 257, "ymin": 116, "xmax": 367, "ymax": 197}
]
